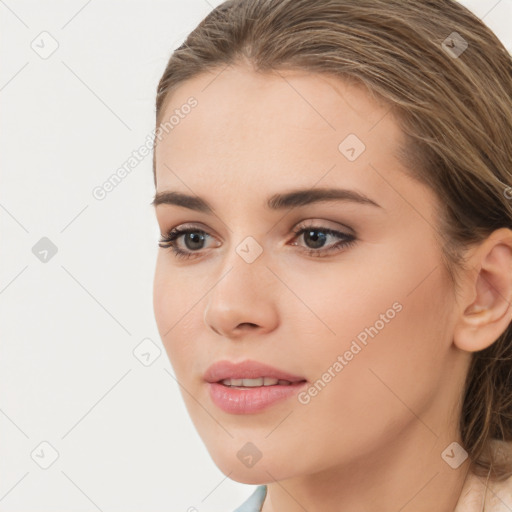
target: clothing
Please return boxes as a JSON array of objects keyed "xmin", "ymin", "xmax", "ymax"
[
  {"xmin": 462, "ymin": 440, "xmax": 512, "ymax": 511},
  {"xmin": 232, "ymin": 485, "xmax": 267, "ymax": 512},
  {"xmin": 453, "ymin": 470, "xmax": 512, "ymax": 511}
]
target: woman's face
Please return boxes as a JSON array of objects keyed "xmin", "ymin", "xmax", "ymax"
[{"xmin": 152, "ymin": 64, "xmax": 469, "ymax": 483}]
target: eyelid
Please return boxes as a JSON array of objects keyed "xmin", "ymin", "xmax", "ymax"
[
  {"xmin": 292, "ymin": 218, "xmax": 355, "ymax": 235},
  {"xmin": 162, "ymin": 219, "xmax": 354, "ymax": 242}
]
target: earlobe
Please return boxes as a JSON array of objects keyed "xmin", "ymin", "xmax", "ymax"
[{"xmin": 453, "ymin": 228, "xmax": 512, "ymax": 353}]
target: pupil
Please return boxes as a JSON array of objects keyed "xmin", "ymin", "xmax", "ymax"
[
  {"xmin": 185, "ymin": 232, "xmax": 204, "ymax": 250},
  {"xmin": 183, "ymin": 230, "xmax": 328, "ymax": 251},
  {"xmin": 305, "ymin": 229, "xmax": 326, "ymax": 249}
]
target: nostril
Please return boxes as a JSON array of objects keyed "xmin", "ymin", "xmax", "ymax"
[{"xmin": 234, "ymin": 322, "xmax": 259, "ymax": 331}]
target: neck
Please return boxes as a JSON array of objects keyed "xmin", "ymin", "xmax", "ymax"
[{"xmin": 261, "ymin": 423, "xmax": 470, "ymax": 512}]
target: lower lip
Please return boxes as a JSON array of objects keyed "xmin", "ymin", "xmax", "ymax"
[{"xmin": 207, "ymin": 381, "xmax": 308, "ymax": 414}]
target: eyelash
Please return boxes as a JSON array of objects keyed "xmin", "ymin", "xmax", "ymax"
[{"xmin": 158, "ymin": 224, "xmax": 357, "ymax": 260}]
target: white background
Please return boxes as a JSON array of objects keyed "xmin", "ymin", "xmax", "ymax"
[{"xmin": 1, "ymin": 1, "xmax": 511, "ymax": 510}]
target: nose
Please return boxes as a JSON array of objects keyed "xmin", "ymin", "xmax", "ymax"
[{"xmin": 203, "ymin": 248, "xmax": 280, "ymax": 339}]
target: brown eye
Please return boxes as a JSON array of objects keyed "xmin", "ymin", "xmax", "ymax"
[{"xmin": 290, "ymin": 225, "xmax": 357, "ymax": 257}]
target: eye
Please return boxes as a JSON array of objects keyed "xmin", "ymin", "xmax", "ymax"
[
  {"xmin": 158, "ymin": 223, "xmax": 357, "ymax": 260},
  {"xmin": 289, "ymin": 224, "xmax": 357, "ymax": 257},
  {"xmin": 158, "ymin": 225, "xmax": 215, "ymax": 260}
]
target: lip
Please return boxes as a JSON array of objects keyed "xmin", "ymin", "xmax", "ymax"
[
  {"xmin": 204, "ymin": 359, "xmax": 308, "ymax": 415},
  {"xmin": 203, "ymin": 359, "xmax": 307, "ymax": 383},
  {"xmin": 207, "ymin": 381, "xmax": 308, "ymax": 414}
]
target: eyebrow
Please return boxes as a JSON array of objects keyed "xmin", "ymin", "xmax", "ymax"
[{"xmin": 151, "ymin": 187, "xmax": 382, "ymax": 213}]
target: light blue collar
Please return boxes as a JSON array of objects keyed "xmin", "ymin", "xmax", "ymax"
[{"xmin": 232, "ymin": 485, "xmax": 267, "ymax": 512}]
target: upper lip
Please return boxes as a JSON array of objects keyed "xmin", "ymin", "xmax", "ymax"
[{"xmin": 204, "ymin": 359, "xmax": 307, "ymax": 383}]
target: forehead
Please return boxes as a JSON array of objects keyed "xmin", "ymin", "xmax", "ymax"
[{"xmin": 154, "ymin": 64, "xmax": 412, "ymax": 210}]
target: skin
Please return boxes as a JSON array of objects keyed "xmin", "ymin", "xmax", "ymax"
[{"xmin": 152, "ymin": 63, "xmax": 512, "ymax": 512}]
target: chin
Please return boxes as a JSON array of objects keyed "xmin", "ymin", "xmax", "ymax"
[
  {"xmin": 208, "ymin": 445, "xmax": 296, "ymax": 485},
  {"xmin": 226, "ymin": 471, "xmax": 271, "ymax": 485}
]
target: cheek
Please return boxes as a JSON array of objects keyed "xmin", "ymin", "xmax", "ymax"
[
  {"xmin": 292, "ymin": 251, "xmax": 453, "ymax": 444},
  {"xmin": 153, "ymin": 253, "xmax": 199, "ymax": 330},
  {"xmin": 153, "ymin": 255, "xmax": 174, "ymax": 335},
  {"xmin": 271, "ymin": 248, "xmax": 407, "ymax": 365},
  {"xmin": 152, "ymin": 256, "xmax": 199, "ymax": 370}
]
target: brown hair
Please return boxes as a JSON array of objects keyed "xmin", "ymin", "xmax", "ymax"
[{"xmin": 153, "ymin": 0, "xmax": 512, "ymax": 481}]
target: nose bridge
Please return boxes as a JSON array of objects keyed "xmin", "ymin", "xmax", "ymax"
[
  {"xmin": 203, "ymin": 234, "xmax": 278, "ymax": 334},
  {"xmin": 210, "ymin": 233, "xmax": 269, "ymax": 302}
]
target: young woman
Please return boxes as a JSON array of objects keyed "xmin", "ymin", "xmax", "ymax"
[{"xmin": 150, "ymin": 0, "xmax": 512, "ymax": 510}]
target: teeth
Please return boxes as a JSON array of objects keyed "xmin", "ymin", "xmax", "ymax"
[{"xmin": 220, "ymin": 377, "xmax": 293, "ymax": 387}]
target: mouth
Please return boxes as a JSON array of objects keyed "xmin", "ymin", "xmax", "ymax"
[{"xmin": 203, "ymin": 359, "xmax": 308, "ymax": 386}]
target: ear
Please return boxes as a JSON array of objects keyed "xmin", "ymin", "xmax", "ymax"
[{"xmin": 453, "ymin": 227, "xmax": 512, "ymax": 353}]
